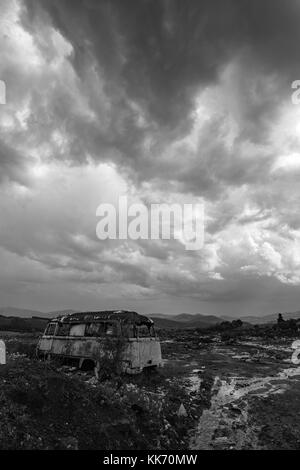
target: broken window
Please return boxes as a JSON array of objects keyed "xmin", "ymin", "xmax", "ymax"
[
  {"xmin": 137, "ymin": 325, "xmax": 151, "ymax": 337},
  {"xmin": 122, "ymin": 324, "xmax": 135, "ymax": 338},
  {"xmin": 85, "ymin": 322, "xmax": 119, "ymax": 336},
  {"xmin": 45, "ymin": 323, "xmax": 56, "ymax": 336},
  {"xmin": 85, "ymin": 322, "xmax": 106, "ymax": 337},
  {"xmin": 105, "ymin": 323, "xmax": 118, "ymax": 336},
  {"xmin": 56, "ymin": 323, "xmax": 71, "ymax": 336}
]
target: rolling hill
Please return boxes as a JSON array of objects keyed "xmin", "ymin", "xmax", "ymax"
[
  {"xmin": 0, "ymin": 306, "xmax": 300, "ymax": 331},
  {"xmin": 150, "ymin": 313, "xmax": 224, "ymax": 329}
]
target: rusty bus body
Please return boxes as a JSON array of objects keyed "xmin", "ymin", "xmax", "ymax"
[{"xmin": 37, "ymin": 310, "xmax": 163, "ymax": 374}]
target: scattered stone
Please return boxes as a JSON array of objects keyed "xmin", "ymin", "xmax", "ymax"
[{"xmin": 177, "ymin": 403, "xmax": 187, "ymax": 417}]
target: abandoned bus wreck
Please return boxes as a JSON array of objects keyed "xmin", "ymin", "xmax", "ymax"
[{"xmin": 37, "ymin": 310, "xmax": 163, "ymax": 374}]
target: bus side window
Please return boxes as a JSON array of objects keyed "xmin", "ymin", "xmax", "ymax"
[
  {"xmin": 122, "ymin": 324, "xmax": 135, "ymax": 338},
  {"xmin": 105, "ymin": 323, "xmax": 118, "ymax": 336},
  {"xmin": 45, "ymin": 323, "xmax": 56, "ymax": 336},
  {"xmin": 150, "ymin": 326, "xmax": 156, "ymax": 337},
  {"xmin": 69, "ymin": 324, "xmax": 85, "ymax": 336},
  {"xmin": 85, "ymin": 322, "xmax": 119, "ymax": 337},
  {"xmin": 137, "ymin": 325, "xmax": 150, "ymax": 337},
  {"xmin": 56, "ymin": 323, "xmax": 71, "ymax": 336},
  {"xmin": 85, "ymin": 323, "xmax": 106, "ymax": 337}
]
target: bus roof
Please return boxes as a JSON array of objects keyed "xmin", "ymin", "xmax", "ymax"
[{"xmin": 51, "ymin": 310, "xmax": 153, "ymax": 326}]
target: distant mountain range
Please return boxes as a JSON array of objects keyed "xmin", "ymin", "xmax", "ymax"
[
  {"xmin": 0, "ymin": 307, "xmax": 47, "ymax": 318},
  {"xmin": 0, "ymin": 307, "xmax": 300, "ymax": 330},
  {"xmin": 226, "ymin": 311, "xmax": 300, "ymax": 325},
  {"xmin": 0, "ymin": 307, "xmax": 77, "ymax": 319},
  {"xmin": 150, "ymin": 311, "xmax": 300, "ymax": 328},
  {"xmin": 149, "ymin": 313, "xmax": 226, "ymax": 329}
]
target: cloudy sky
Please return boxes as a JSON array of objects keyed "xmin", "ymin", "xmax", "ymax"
[{"xmin": 1, "ymin": 0, "xmax": 300, "ymax": 316}]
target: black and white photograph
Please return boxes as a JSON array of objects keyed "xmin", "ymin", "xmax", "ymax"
[{"xmin": 1, "ymin": 0, "xmax": 300, "ymax": 457}]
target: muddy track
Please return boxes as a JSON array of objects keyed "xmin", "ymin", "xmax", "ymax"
[{"xmin": 190, "ymin": 365, "xmax": 300, "ymax": 450}]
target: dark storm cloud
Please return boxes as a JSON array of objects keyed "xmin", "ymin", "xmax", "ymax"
[
  {"xmin": 17, "ymin": 0, "xmax": 300, "ymax": 202},
  {"xmin": 22, "ymin": 0, "xmax": 300, "ymax": 131}
]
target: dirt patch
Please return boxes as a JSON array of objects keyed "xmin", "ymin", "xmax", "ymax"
[{"xmin": 248, "ymin": 378, "xmax": 300, "ymax": 449}]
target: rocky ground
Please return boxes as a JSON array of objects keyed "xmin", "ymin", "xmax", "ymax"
[
  {"xmin": 0, "ymin": 326, "xmax": 300, "ymax": 450},
  {"xmin": 161, "ymin": 327, "xmax": 300, "ymax": 450}
]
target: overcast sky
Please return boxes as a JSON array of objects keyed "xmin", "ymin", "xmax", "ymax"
[{"xmin": 1, "ymin": 0, "xmax": 300, "ymax": 316}]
